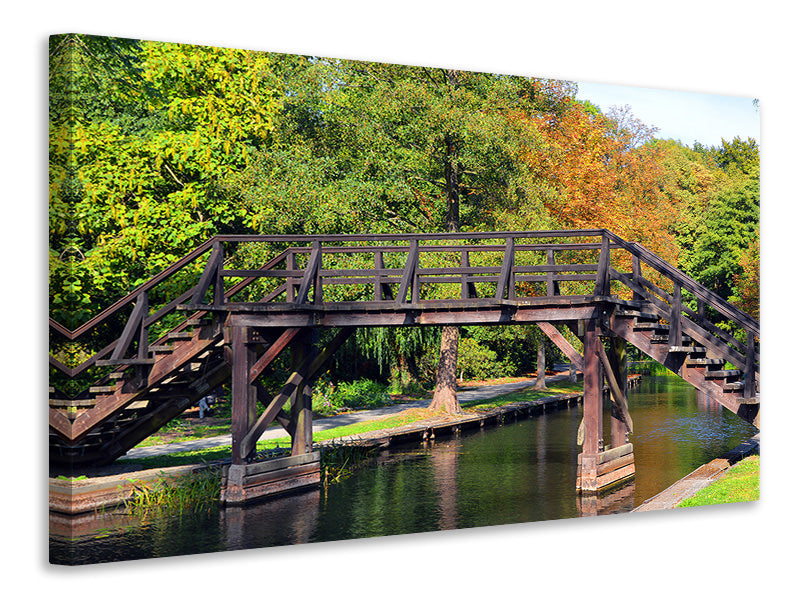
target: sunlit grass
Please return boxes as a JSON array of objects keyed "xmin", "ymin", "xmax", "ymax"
[{"xmin": 677, "ymin": 455, "xmax": 759, "ymax": 508}]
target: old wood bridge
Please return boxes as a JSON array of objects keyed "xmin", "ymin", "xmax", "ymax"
[{"xmin": 49, "ymin": 229, "xmax": 760, "ymax": 502}]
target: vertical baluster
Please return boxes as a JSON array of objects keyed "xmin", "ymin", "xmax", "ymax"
[
  {"xmin": 631, "ymin": 254, "xmax": 643, "ymax": 302},
  {"xmin": 461, "ymin": 250, "xmax": 469, "ymax": 300},
  {"xmin": 546, "ymin": 249, "xmax": 560, "ymax": 297},
  {"xmin": 495, "ymin": 236, "xmax": 515, "ymax": 300},
  {"xmin": 137, "ymin": 291, "xmax": 149, "ymax": 360},
  {"xmin": 669, "ymin": 282, "xmax": 682, "ymax": 348},
  {"xmin": 745, "ymin": 330, "xmax": 756, "ymax": 398},
  {"xmin": 374, "ymin": 251, "xmax": 384, "ymax": 301},
  {"xmin": 312, "ymin": 241, "xmax": 323, "ymax": 305},
  {"xmin": 286, "ymin": 249, "xmax": 296, "ymax": 302},
  {"xmin": 594, "ymin": 233, "xmax": 610, "ymax": 296},
  {"xmin": 213, "ymin": 241, "xmax": 225, "ymax": 305}
]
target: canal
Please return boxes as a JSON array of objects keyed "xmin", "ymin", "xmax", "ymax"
[{"xmin": 49, "ymin": 374, "xmax": 758, "ymax": 565}]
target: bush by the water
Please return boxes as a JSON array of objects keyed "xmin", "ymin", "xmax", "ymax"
[{"xmin": 313, "ymin": 378, "xmax": 391, "ymax": 416}]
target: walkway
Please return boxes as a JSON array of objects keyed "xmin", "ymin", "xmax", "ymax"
[{"xmin": 123, "ymin": 373, "xmax": 572, "ymax": 460}]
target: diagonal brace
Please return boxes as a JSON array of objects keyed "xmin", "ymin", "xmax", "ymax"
[{"xmin": 239, "ymin": 327, "xmax": 354, "ymax": 459}]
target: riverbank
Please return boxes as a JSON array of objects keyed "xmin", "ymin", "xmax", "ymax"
[{"xmin": 632, "ymin": 433, "xmax": 760, "ymax": 512}]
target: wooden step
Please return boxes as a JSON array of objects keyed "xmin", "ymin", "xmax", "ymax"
[
  {"xmin": 633, "ymin": 322, "xmax": 668, "ymax": 331},
  {"xmin": 650, "ymin": 334, "xmax": 693, "ymax": 344},
  {"xmin": 186, "ymin": 317, "xmax": 214, "ymax": 327},
  {"xmin": 668, "ymin": 346, "xmax": 705, "ymax": 354},
  {"xmin": 686, "ymin": 358, "xmax": 725, "ymax": 367},
  {"xmin": 723, "ymin": 381, "xmax": 745, "ymax": 391},
  {"xmin": 49, "ymin": 398, "xmax": 96, "ymax": 408},
  {"xmin": 107, "ymin": 372, "xmax": 126, "ymax": 379},
  {"xmin": 705, "ymin": 369, "xmax": 741, "ymax": 379},
  {"xmin": 96, "ymin": 358, "xmax": 156, "ymax": 366},
  {"xmin": 149, "ymin": 345, "xmax": 174, "ymax": 353},
  {"xmin": 167, "ymin": 331, "xmax": 193, "ymax": 340},
  {"xmin": 89, "ymin": 385, "xmax": 117, "ymax": 394}
]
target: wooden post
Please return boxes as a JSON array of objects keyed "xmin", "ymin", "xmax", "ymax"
[
  {"xmin": 608, "ymin": 335, "xmax": 629, "ymax": 447},
  {"xmin": 631, "ymin": 254, "xmax": 643, "ymax": 303},
  {"xmin": 594, "ymin": 234, "xmax": 610, "ymax": 296},
  {"xmin": 669, "ymin": 282, "xmax": 682, "ymax": 347},
  {"xmin": 582, "ymin": 318, "xmax": 603, "ymax": 455},
  {"xmin": 460, "ymin": 250, "xmax": 477, "ymax": 299},
  {"xmin": 745, "ymin": 330, "xmax": 756, "ymax": 398},
  {"xmin": 546, "ymin": 249, "xmax": 560, "ymax": 297},
  {"xmin": 213, "ymin": 242, "xmax": 225, "ymax": 306},
  {"xmin": 290, "ymin": 330, "xmax": 315, "ymax": 456},
  {"xmin": 286, "ymin": 250, "xmax": 296, "ymax": 303},
  {"xmin": 495, "ymin": 237, "xmax": 515, "ymax": 300},
  {"xmin": 136, "ymin": 291, "xmax": 149, "ymax": 361},
  {"xmin": 231, "ymin": 326, "xmax": 257, "ymax": 465}
]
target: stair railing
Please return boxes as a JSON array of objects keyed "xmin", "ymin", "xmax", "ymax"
[{"xmin": 604, "ymin": 230, "xmax": 759, "ymax": 393}]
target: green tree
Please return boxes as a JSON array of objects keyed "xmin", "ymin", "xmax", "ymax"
[
  {"xmin": 236, "ymin": 57, "xmax": 576, "ymax": 412},
  {"xmin": 49, "ymin": 36, "xmax": 284, "ymax": 326}
]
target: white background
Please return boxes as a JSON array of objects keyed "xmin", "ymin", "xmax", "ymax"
[{"xmin": 5, "ymin": 1, "xmax": 796, "ymax": 597}]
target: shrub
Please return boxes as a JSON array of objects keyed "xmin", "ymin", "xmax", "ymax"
[
  {"xmin": 457, "ymin": 337, "xmax": 513, "ymax": 381},
  {"xmin": 312, "ymin": 378, "xmax": 391, "ymax": 416}
]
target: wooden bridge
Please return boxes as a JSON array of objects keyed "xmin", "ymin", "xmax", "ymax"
[{"xmin": 49, "ymin": 229, "xmax": 760, "ymax": 501}]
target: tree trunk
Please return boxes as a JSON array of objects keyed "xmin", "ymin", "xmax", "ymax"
[
  {"xmin": 428, "ymin": 68, "xmax": 462, "ymax": 415},
  {"xmin": 534, "ymin": 336, "xmax": 547, "ymax": 390},
  {"xmin": 430, "ymin": 325, "xmax": 461, "ymax": 413}
]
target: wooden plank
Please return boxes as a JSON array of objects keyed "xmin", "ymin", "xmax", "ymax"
[
  {"xmin": 396, "ymin": 239, "xmax": 419, "ymax": 304},
  {"xmin": 494, "ymin": 237, "xmax": 515, "ymax": 300},
  {"xmin": 593, "ymin": 234, "xmax": 610, "ymax": 296},
  {"xmin": 597, "ymin": 462, "xmax": 636, "ymax": 488},
  {"xmin": 189, "ymin": 242, "xmax": 222, "ymax": 305},
  {"xmin": 582, "ymin": 319, "xmax": 603, "ymax": 454},
  {"xmin": 597, "ymin": 344, "xmax": 633, "ymax": 432},
  {"xmin": 295, "ymin": 241, "xmax": 322, "ymax": 305},
  {"xmin": 249, "ymin": 327, "xmax": 301, "ymax": 384}
]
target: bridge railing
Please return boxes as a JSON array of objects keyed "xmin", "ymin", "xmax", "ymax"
[
  {"xmin": 49, "ymin": 229, "xmax": 759, "ymax": 399},
  {"xmin": 188, "ymin": 230, "xmax": 619, "ymax": 309}
]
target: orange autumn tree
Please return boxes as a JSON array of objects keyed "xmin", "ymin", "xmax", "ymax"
[{"xmin": 524, "ymin": 102, "xmax": 679, "ymax": 263}]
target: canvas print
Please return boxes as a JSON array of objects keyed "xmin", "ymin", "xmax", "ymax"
[{"xmin": 48, "ymin": 34, "xmax": 760, "ymax": 565}]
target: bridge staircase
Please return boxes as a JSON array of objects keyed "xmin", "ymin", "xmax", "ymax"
[{"xmin": 49, "ymin": 230, "xmax": 759, "ymax": 475}]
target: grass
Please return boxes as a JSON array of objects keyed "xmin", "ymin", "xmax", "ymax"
[{"xmin": 677, "ymin": 455, "xmax": 760, "ymax": 508}]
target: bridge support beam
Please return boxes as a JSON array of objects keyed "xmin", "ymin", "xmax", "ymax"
[
  {"xmin": 577, "ymin": 318, "xmax": 635, "ymax": 493},
  {"xmin": 223, "ymin": 325, "xmax": 355, "ymax": 505},
  {"xmin": 224, "ymin": 325, "xmax": 321, "ymax": 505}
]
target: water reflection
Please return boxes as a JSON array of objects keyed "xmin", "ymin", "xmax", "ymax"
[{"xmin": 50, "ymin": 375, "xmax": 757, "ymax": 564}]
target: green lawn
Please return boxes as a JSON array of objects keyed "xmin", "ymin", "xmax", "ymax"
[{"xmin": 677, "ymin": 455, "xmax": 759, "ymax": 508}]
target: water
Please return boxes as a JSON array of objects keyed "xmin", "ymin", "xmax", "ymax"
[{"xmin": 49, "ymin": 375, "xmax": 757, "ymax": 564}]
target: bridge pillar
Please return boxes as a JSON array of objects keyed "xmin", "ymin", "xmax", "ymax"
[
  {"xmin": 608, "ymin": 335, "xmax": 629, "ymax": 448},
  {"xmin": 230, "ymin": 325, "xmax": 257, "ymax": 467},
  {"xmin": 577, "ymin": 319, "xmax": 635, "ymax": 493},
  {"xmin": 222, "ymin": 326, "xmax": 322, "ymax": 506}
]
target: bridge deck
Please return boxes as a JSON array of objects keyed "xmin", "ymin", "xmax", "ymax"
[{"xmin": 179, "ymin": 295, "xmax": 640, "ymax": 328}]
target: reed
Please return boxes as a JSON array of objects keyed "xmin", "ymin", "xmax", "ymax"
[{"xmin": 121, "ymin": 467, "xmax": 222, "ymax": 516}]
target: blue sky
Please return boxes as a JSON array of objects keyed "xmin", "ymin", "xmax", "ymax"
[{"xmin": 576, "ymin": 81, "xmax": 761, "ymax": 148}]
